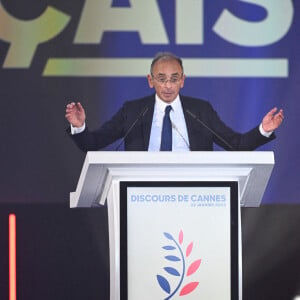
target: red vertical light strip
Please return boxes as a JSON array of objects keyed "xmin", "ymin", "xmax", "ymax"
[{"xmin": 9, "ymin": 214, "xmax": 17, "ymax": 300}]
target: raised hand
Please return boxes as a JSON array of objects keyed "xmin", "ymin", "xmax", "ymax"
[
  {"xmin": 65, "ymin": 102, "xmax": 86, "ymax": 128},
  {"xmin": 262, "ymin": 107, "xmax": 284, "ymax": 132}
]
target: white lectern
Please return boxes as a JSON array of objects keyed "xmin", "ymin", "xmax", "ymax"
[{"xmin": 70, "ymin": 151, "xmax": 274, "ymax": 300}]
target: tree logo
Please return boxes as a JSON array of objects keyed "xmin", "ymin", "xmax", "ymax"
[{"xmin": 156, "ymin": 230, "xmax": 201, "ymax": 299}]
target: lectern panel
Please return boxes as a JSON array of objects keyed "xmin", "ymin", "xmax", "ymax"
[{"xmin": 120, "ymin": 181, "xmax": 238, "ymax": 300}]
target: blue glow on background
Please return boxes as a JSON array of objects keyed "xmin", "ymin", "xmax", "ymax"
[{"xmin": 94, "ymin": 1, "xmax": 299, "ymax": 204}]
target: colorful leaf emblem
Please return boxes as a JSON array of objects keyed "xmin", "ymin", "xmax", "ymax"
[
  {"xmin": 164, "ymin": 232, "xmax": 174, "ymax": 240},
  {"xmin": 157, "ymin": 275, "xmax": 170, "ymax": 294},
  {"xmin": 164, "ymin": 267, "xmax": 180, "ymax": 276},
  {"xmin": 186, "ymin": 242, "xmax": 193, "ymax": 257},
  {"xmin": 165, "ymin": 255, "xmax": 181, "ymax": 262},
  {"xmin": 187, "ymin": 259, "xmax": 201, "ymax": 276},
  {"xmin": 178, "ymin": 230, "xmax": 183, "ymax": 245},
  {"xmin": 163, "ymin": 245, "xmax": 176, "ymax": 250},
  {"xmin": 179, "ymin": 282, "xmax": 199, "ymax": 296},
  {"xmin": 156, "ymin": 230, "xmax": 201, "ymax": 298}
]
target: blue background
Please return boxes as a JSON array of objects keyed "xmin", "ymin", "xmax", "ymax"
[
  {"xmin": 0, "ymin": 1, "xmax": 299, "ymax": 299},
  {"xmin": 0, "ymin": 0, "xmax": 299, "ymax": 204}
]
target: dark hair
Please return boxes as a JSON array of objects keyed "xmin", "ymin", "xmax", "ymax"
[{"xmin": 150, "ymin": 52, "xmax": 184, "ymax": 75}]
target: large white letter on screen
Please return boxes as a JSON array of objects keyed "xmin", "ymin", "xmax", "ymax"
[
  {"xmin": 175, "ymin": 0, "xmax": 204, "ymax": 44},
  {"xmin": 0, "ymin": 4, "xmax": 70, "ymax": 68},
  {"xmin": 213, "ymin": 0, "xmax": 294, "ymax": 46},
  {"xmin": 75, "ymin": 0, "xmax": 168, "ymax": 44}
]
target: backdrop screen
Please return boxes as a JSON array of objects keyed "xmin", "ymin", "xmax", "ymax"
[{"xmin": 0, "ymin": 1, "xmax": 299, "ymax": 204}]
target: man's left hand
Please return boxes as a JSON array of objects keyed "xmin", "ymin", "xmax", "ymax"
[{"xmin": 262, "ymin": 107, "xmax": 284, "ymax": 132}]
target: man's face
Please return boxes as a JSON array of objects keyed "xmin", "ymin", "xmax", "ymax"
[{"xmin": 147, "ymin": 59, "xmax": 185, "ymax": 103}]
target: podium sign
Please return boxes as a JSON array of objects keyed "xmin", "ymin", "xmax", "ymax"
[
  {"xmin": 120, "ymin": 181, "xmax": 239, "ymax": 300},
  {"xmin": 70, "ymin": 151, "xmax": 275, "ymax": 300}
]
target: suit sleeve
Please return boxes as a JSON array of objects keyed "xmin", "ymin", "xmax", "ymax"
[
  {"xmin": 207, "ymin": 103, "xmax": 276, "ymax": 151},
  {"xmin": 67, "ymin": 105, "xmax": 126, "ymax": 152}
]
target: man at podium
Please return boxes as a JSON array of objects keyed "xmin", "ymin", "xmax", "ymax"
[{"xmin": 65, "ymin": 52, "xmax": 284, "ymax": 152}]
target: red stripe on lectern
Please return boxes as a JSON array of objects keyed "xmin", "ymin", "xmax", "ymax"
[{"xmin": 9, "ymin": 214, "xmax": 17, "ymax": 300}]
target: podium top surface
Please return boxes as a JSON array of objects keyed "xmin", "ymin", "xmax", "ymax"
[{"xmin": 85, "ymin": 151, "xmax": 274, "ymax": 165}]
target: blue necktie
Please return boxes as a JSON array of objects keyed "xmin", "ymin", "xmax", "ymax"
[{"xmin": 160, "ymin": 105, "xmax": 172, "ymax": 151}]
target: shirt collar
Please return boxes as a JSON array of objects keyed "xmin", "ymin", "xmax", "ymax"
[{"xmin": 155, "ymin": 94, "xmax": 181, "ymax": 112}]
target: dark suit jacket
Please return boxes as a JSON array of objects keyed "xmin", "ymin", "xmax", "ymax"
[{"xmin": 69, "ymin": 94, "xmax": 275, "ymax": 151}]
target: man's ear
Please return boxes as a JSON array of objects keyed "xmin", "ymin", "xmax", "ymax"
[
  {"xmin": 180, "ymin": 74, "xmax": 186, "ymax": 88},
  {"xmin": 147, "ymin": 74, "xmax": 154, "ymax": 88}
]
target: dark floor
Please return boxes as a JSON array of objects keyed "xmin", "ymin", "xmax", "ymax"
[{"xmin": 0, "ymin": 204, "xmax": 299, "ymax": 300}]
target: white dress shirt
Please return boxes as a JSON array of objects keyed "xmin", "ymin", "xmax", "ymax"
[{"xmin": 148, "ymin": 95, "xmax": 190, "ymax": 151}]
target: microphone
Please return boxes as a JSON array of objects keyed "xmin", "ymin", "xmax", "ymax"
[
  {"xmin": 115, "ymin": 106, "xmax": 149, "ymax": 150},
  {"xmin": 185, "ymin": 109, "xmax": 235, "ymax": 151},
  {"xmin": 171, "ymin": 121, "xmax": 190, "ymax": 150}
]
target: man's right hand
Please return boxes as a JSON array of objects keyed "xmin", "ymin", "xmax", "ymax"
[{"xmin": 65, "ymin": 102, "xmax": 86, "ymax": 128}]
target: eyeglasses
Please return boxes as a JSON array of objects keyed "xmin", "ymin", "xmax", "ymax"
[{"xmin": 151, "ymin": 74, "xmax": 183, "ymax": 85}]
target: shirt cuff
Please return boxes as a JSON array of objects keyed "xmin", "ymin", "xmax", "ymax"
[
  {"xmin": 70, "ymin": 123, "xmax": 86, "ymax": 135},
  {"xmin": 259, "ymin": 123, "xmax": 273, "ymax": 138}
]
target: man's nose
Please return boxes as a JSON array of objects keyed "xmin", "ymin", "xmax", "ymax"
[{"xmin": 164, "ymin": 80, "xmax": 173, "ymax": 87}]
